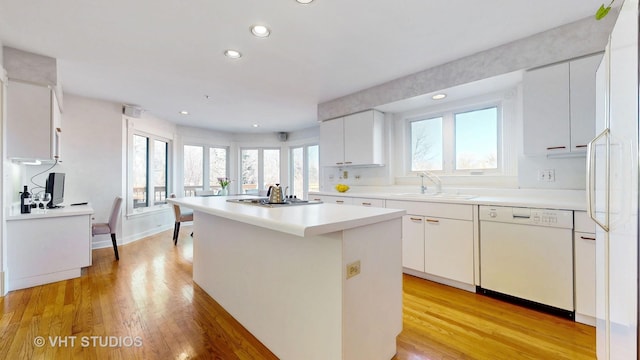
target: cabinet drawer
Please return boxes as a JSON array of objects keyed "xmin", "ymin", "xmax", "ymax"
[
  {"xmin": 351, "ymin": 197, "xmax": 385, "ymax": 208},
  {"xmin": 574, "ymin": 211, "xmax": 596, "ymax": 233},
  {"xmin": 386, "ymin": 200, "xmax": 472, "ymax": 220},
  {"xmin": 309, "ymin": 195, "xmax": 352, "ymax": 205}
]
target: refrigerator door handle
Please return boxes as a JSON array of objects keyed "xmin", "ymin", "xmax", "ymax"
[{"xmin": 586, "ymin": 128, "xmax": 609, "ymax": 232}]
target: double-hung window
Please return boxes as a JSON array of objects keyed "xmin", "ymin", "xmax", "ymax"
[
  {"xmin": 129, "ymin": 132, "xmax": 171, "ymax": 213},
  {"xmin": 290, "ymin": 144, "xmax": 319, "ymax": 199},
  {"xmin": 409, "ymin": 105, "xmax": 500, "ymax": 174},
  {"xmin": 241, "ymin": 148, "xmax": 280, "ymax": 194}
]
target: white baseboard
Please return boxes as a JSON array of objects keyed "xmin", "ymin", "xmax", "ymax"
[
  {"xmin": 403, "ymin": 268, "xmax": 476, "ymax": 293},
  {"xmin": 91, "ymin": 224, "xmax": 174, "ymax": 249},
  {"xmin": 0, "ymin": 271, "xmax": 5, "ymax": 296},
  {"xmin": 575, "ymin": 313, "xmax": 596, "ymax": 327}
]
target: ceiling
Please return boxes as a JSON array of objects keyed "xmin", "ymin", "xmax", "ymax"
[{"xmin": 0, "ymin": 0, "xmax": 605, "ymax": 133}]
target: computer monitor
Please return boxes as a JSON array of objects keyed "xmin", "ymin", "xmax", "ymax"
[{"xmin": 45, "ymin": 172, "xmax": 65, "ymax": 208}]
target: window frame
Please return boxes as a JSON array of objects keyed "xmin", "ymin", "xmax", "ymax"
[
  {"xmin": 406, "ymin": 101, "xmax": 503, "ymax": 176},
  {"xmin": 182, "ymin": 143, "xmax": 230, "ymax": 196},
  {"xmin": 289, "ymin": 143, "xmax": 319, "ymax": 199},
  {"xmin": 240, "ymin": 147, "xmax": 281, "ymax": 194},
  {"xmin": 127, "ymin": 129, "xmax": 173, "ymax": 216}
]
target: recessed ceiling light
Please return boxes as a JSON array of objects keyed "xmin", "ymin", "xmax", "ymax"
[
  {"xmin": 179, "ymin": 110, "xmax": 189, "ymax": 115},
  {"xmin": 296, "ymin": 0, "xmax": 314, "ymax": 3},
  {"xmin": 250, "ymin": 25, "xmax": 271, "ymax": 38},
  {"xmin": 224, "ymin": 49, "xmax": 242, "ymax": 59},
  {"xmin": 252, "ymin": 124, "xmax": 260, "ymax": 128},
  {"xmin": 432, "ymin": 93, "xmax": 447, "ymax": 100}
]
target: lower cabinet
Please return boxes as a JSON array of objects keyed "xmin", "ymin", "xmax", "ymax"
[
  {"xmin": 389, "ymin": 200, "xmax": 474, "ymax": 288},
  {"xmin": 310, "ymin": 195, "xmax": 353, "ymax": 205},
  {"xmin": 424, "ymin": 216, "xmax": 474, "ymax": 284},
  {"xmin": 574, "ymin": 211, "xmax": 596, "ymax": 326}
]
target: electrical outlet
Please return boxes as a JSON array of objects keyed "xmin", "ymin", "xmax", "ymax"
[
  {"xmin": 537, "ymin": 169, "xmax": 556, "ymax": 182},
  {"xmin": 346, "ymin": 260, "xmax": 361, "ymax": 279},
  {"xmin": 343, "ymin": 170, "xmax": 349, "ymax": 179}
]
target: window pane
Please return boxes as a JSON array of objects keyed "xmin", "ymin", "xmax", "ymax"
[
  {"xmin": 241, "ymin": 149, "xmax": 259, "ymax": 194},
  {"xmin": 153, "ymin": 140, "xmax": 168, "ymax": 204},
  {"xmin": 183, "ymin": 145, "xmax": 203, "ymax": 196},
  {"xmin": 308, "ymin": 145, "xmax": 319, "ymax": 194},
  {"xmin": 292, "ymin": 147, "xmax": 304, "ymax": 198},
  {"xmin": 455, "ymin": 107, "xmax": 498, "ymax": 170},
  {"xmin": 133, "ymin": 135, "xmax": 148, "ymax": 208},
  {"xmin": 209, "ymin": 147, "xmax": 227, "ymax": 191},
  {"xmin": 411, "ymin": 117, "xmax": 443, "ymax": 171},
  {"xmin": 263, "ymin": 149, "xmax": 280, "ymax": 189}
]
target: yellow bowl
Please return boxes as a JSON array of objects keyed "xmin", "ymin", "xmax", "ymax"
[{"xmin": 335, "ymin": 184, "xmax": 350, "ymax": 193}]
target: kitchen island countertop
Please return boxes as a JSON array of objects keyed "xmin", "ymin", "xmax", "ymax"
[{"xmin": 167, "ymin": 195, "xmax": 406, "ymax": 237}]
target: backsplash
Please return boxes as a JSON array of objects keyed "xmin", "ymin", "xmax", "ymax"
[{"xmin": 518, "ymin": 155, "xmax": 586, "ymax": 190}]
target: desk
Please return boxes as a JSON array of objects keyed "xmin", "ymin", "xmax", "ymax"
[{"xmin": 5, "ymin": 205, "xmax": 94, "ymax": 291}]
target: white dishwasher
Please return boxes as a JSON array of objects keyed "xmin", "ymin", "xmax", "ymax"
[{"xmin": 479, "ymin": 205, "xmax": 574, "ymax": 318}]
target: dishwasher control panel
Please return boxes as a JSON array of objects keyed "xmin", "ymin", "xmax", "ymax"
[{"xmin": 479, "ymin": 205, "xmax": 573, "ymax": 229}]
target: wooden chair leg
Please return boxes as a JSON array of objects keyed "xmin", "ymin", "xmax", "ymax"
[
  {"xmin": 174, "ymin": 222, "xmax": 181, "ymax": 246},
  {"xmin": 111, "ymin": 233, "xmax": 119, "ymax": 261}
]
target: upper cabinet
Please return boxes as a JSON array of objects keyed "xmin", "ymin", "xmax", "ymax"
[
  {"xmin": 319, "ymin": 109, "xmax": 384, "ymax": 167},
  {"xmin": 523, "ymin": 54, "xmax": 602, "ymax": 156},
  {"xmin": 7, "ymin": 80, "xmax": 62, "ymax": 162}
]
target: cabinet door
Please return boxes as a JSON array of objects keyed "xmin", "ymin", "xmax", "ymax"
[
  {"xmin": 7, "ymin": 81, "xmax": 53, "ymax": 160},
  {"xmin": 402, "ymin": 215, "xmax": 425, "ymax": 272},
  {"xmin": 523, "ymin": 62, "xmax": 571, "ymax": 155},
  {"xmin": 319, "ymin": 118, "xmax": 345, "ymax": 166},
  {"xmin": 570, "ymin": 54, "xmax": 602, "ymax": 151},
  {"xmin": 343, "ymin": 110, "xmax": 384, "ymax": 166},
  {"xmin": 575, "ymin": 231, "xmax": 596, "ymax": 321},
  {"xmin": 424, "ymin": 217, "xmax": 474, "ymax": 284}
]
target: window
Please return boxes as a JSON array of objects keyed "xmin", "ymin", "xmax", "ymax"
[
  {"xmin": 409, "ymin": 105, "xmax": 500, "ymax": 174},
  {"xmin": 241, "ymin": 148, "xmax": 280, "ymax": 194},
  {"xmin": 183, "ymin": 145, "xmax": 229, "ymax": 195},
  {"xmin": 290, "ymin": 144, "xmax": 319, "ymax": 199},
  {"xmin": 183, "ymin": 145, "xmax": 204, "ymax": 196},
  {"xmin": 129, "ymin": 131, "xmax": 171, "ymax": 212},
  {"xmin": 455, "ymin": 107, "xmax": 498, "ymax": 170},
  {"xmin": 410, "ymin": 117, "xmax": 443, "ymax": 171},
  {"xmin": 209, "ymin": 147, "xmax": 228, "ymax": 191}
]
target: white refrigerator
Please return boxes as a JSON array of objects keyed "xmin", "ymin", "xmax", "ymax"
[{"xmin": 588, "ymin": 0, "xmax": 639, "ymax": 358}]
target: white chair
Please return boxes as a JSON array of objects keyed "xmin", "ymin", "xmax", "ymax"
[
  {"xmin": 170, "ymin": 193, "xmax": 193, "ymax": 245},
  {"xmin": 92, "ymin": 196, "xmax": 123, "ymax": 261}
]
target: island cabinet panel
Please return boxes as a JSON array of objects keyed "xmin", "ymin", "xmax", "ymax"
[{"xmin": 191, "ymin": 208, "xmax": 402, "ymax": 360}]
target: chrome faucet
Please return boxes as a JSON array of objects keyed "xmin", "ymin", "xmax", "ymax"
[{"xmin": 418, "ymin": 171, "xmax": 442, "ymax": 194}]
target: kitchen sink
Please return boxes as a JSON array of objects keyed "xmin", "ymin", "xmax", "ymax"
[{"xmin": 395, "ymin": 193, "xmax": 476, "ymax": 200}]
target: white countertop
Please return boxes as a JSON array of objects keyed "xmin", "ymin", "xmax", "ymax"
[
  {"xmin": 168, "ymin": 196, "xmax": 405, "ymax": 237},
  {"xmin": 6, "ymin": 204, "xmax": 95, "ymax": 221},
  {"xmin": 311, "ymin": 187, "xmax": 587, "ymax": 211}
]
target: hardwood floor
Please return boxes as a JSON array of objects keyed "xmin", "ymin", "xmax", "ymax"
[{"xmin": 0, "ymin": 227, "xmax": 595, "ymax": 359}]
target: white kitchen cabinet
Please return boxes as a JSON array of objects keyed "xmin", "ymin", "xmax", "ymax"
[
  {"xmin": 574, "ymin": 211, "xmax": 596, "ymax": 326},
  {"xmin": 402, "ymin": 215, "xmax": 425, "ymax": 272},
  {"xmin": 7, "ymin": 80, "xmax": 62, "ymax": 161},
  {"xmin": 523, "ymin": 54, "xmax": 602, "ymax": 156},
  {"xmin": 386, "ymin": 200, "xmax": 474, "ymax": 288},
  {"xmin": 424, "ymin": 216, "xmax": 474, "ymax": 284},
  {"xmin": 319, "ymin": 110, "xmax": 384, "ymax": 166},
  {"xmin": 350, "ymin": 197, "xmax": 385, "ymax": 208},
  {"xmin": 309, "ymin": 194, "xmax": 353, "ymax": 205}
]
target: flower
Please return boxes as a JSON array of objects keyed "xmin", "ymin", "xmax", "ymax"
[{"xmin": 217, "ymin": 177, "xmax": 231, "ymax": 188}]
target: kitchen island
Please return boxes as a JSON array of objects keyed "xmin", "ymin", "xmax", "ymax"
[{"xmin": 167, "ymin": 196, "xmax": 405, "ymax": 360}]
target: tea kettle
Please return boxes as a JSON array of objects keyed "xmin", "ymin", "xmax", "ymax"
[{"xmin": 267, "ymin": 184, "xmax": 288, "ymax": 203}]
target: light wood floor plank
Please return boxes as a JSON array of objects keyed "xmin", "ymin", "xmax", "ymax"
[{"xmin": 0, "ymin": 227, "xmax": 595, "ymax": 359}]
